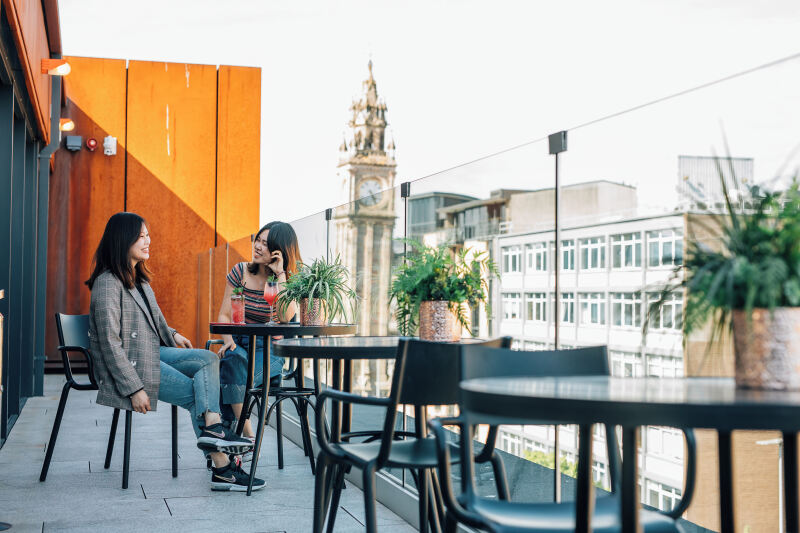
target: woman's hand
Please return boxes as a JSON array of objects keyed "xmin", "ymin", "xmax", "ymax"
[
  {"xmin": 217, "ymin": 339, "xmax": 237, "ymax": 358},
  {"xmin": 130, "ymin": 389, "xmax": 151, "ymax": 414},
  {"xmin": 268, "ymin": 250, "xmax": 284, "ymax": 276},
  {"xmin": 173, "ymin": 332, "xmax": 193, "ymax": 349}
]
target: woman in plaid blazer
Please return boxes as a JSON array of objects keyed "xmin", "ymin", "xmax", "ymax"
[{"xmin": 86, "ymin": 212, "xmax": 265, "ymax": 492}]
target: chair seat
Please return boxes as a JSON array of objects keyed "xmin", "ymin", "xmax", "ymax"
[
  {"xmin": 468, "ymin": 495, "xmax": 683, "ymax": 533},
  {"xmin": 337, "ymin": 437, "xmax": 459, "ymax": 468}
]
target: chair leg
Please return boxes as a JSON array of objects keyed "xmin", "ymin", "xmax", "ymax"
[
  {"xmin": 171, "ymin": 405, "xmax": 178, "ymax": 478},
  {"xmin": 39, "ymin": 382, "xmax": 71, "ymax": 482},
  {"xmin": 275, "ymin": 400, "xmax": 284, "ymax": 469},
  {"xmin": 363, "ymin": 465, "xmax": 378, "ymax": 533},
  {"xmin": 326, "ymin": 465, "xmax": 346, "ymax": 533},
  {"xmin": 122, "ymin": 410, "xmax": 132, "ymax": 489},
  {"xmin": 418, "ymin": 469, "xmax": 430, "ymax": 533},
  {"xmin": 444, "ymin": 512, "xmax": 458, "ymax": 533},
  {"xmin": 104, "ymin": 409, "xmax": 120, "ymax": 469},
  {"xmin": 313, "ymin": 453, "xmax": 332, "ymax": 533},
  {"xmin": 298, "ymin": 399, "xmax": 317, "ymax": 475}
]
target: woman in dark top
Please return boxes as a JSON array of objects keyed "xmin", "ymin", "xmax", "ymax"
[
  {"xmin": 87, "ymin": 212, "xmax": 264, "ymax": 491},
  {"xmin": 216, "ymin": 221, "xmax": 301, "ymax": 441}
]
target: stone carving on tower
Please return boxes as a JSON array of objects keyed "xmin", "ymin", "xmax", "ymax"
[{"xmin": 334, "ymin": 60, "xmax": 397, "ymax": 353}]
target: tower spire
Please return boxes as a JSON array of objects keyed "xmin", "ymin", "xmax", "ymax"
[{"xmin": 347, "ymin": 60, "xmax": 388, "ymax": 157}]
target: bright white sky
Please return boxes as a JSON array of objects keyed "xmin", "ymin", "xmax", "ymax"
[{"xmin": 58, "ymin": 0, "xmax": 800, "ymax": 226}]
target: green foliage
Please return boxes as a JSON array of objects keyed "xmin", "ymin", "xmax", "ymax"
[
  {"xmin": 277, "ymin": 255, "xmax": 357, "ymax": 322},
  {"xmin": 648, "ymin": 160, "xmax": 800, "ymax": 345},
  {"xmin": 232, "ymin": 286, "xmax": 243, "ymax": 296},
  {"xmin": 523, "ymin": 450, "xmax": 604, "ymax": 489},
  {"xmin": 389, "ymin": 239, "xmax": 496, "ymax": 336}
]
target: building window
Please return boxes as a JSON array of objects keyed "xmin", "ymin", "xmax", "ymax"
[
  {"xmin": 561, "ymin": 240, "xmax": 575, "ymax": 271},
  {"xmin": 610, "ymin": 350, "xmax": 644, "ymax": 377},
  {"xmin": 526, "ymin": 292, "xmax": 547, "ymax": 322},
  {"xmin": 612, "ymin": 292, "xmax": 642, "ymax": 328},
  {"xmin": 502, "ymin": 292, "xmax": 521, "ymax": 320},
  {"xmin": 525, "ymin": 341, "xmax": 550, "ymax": 351},
  {"xmin": 527, "ymin": 242, "xmax": 548, "ymax": 272},
  {"xmin": 647, "ymin": 354, "xmax": 684, "ymax": 378},
  {"xmin": 579, "ymin": 292, "xmax": 606, "ymax": 325},
  {"xmin": 645, "ymin": 480, "xmax": 682, "ymax": 513},
  {"xmin": 580, "ymin": 237, "xmax": 606, "ymax": 270},
  {"xmin": 561, "ymin": 292, "xmax": 575, "ymax": 323},
  {"xmin": 611, "ymin": 233, "xmax": 642, "ymax": 269},
  {"xmin": 502, "ymin": 246, "xmax": 522, "ymax": 273},
  {"xmin": 647, "ymin": 229, "xmax": 684, "ymax": 267},
  {"xmin": 647, "ymin": 292, "xmax": 682, "ymax": 330}
]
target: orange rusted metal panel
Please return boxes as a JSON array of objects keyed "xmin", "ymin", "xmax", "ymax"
[
  {"xmin": 216, "ymin": 66, "xmax": 260, "ymax": 245},
  {"xmin": 2, "ymin": 0, "xmax": 52, "ymax": 142},
  {"xmin": 126, "ymin": 60, "xmax": 217, "ymax": 346},
  {"xmin": 45, "ymin": 57, "xmax": 126, "ymax": 361}
]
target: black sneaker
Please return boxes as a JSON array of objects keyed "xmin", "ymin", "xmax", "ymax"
[
  {"xmin": 197, "ymin": 423, "xmax": 254, "ymax": 454},
  {"xmin": 210, "ymin": 461, "xmax": 266, "ymax": 492}
]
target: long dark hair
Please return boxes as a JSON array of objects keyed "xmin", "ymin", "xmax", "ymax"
[
  {"xmin": 247, "ymin": 221, "xmax": 301, "ymax": 277},
  {"xmin": 86, "ymin": 212, "xmax": 151, "ymax": 290}
]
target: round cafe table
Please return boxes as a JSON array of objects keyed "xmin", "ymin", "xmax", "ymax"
[
  {"xmin": 209, "ymin": 322, "xmax": 356, "ymax": 495},
  {"xmin": 460, "ymin": 375, "xmax": 800, "ymax": 533},
  {"xmin": 273, "ymin": 336, "xmax": 401, "ymax": 439}
]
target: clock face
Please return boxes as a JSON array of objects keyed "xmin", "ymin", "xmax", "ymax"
[{"xmin": 358, "ymin": 179, "xmax": 382, "ymax": 206}]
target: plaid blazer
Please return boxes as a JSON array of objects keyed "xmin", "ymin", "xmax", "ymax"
[{"xmin": 89, "ymin": 271, "xmax": 177, "ymax": 411}]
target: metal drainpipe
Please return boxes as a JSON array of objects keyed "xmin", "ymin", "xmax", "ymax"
[{"xmin": 32, "ymin": 73, "xmax": 62, "ymax": 394}]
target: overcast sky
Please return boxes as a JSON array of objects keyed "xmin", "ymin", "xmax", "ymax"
[{"xmin": 58, "ymin": 0, "xmax": 800, "ymax": 226}]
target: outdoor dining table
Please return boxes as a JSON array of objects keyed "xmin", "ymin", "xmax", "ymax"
[
  {"xmin": 459, "ymin": 375, "xmax": 800, "ymax": 533},
  {"xmin": 209, "ymin": 322, "xmax": 356, "ymax": 495},
  {"xmin": 273, "ymin": 335, "xmax": 401, "ymax": 440}
]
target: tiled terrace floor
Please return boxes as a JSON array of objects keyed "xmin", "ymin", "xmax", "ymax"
[{"xmin": 0, "ymin": 375, "xmax": 416, "ymax": 532}]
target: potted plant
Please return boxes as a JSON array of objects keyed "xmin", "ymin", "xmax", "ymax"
[
  {"xmin": 649, "ymin": 167, "xmax": 800, "ymax": 390},
  {"xmin": 277, "ymin": 255, "xmax": 357, "ymax": 326},
  {"xmin": 390, "ymin": 240, "xmax": 495, "ymax": 342}
]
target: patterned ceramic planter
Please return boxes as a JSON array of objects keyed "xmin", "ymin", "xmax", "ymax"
[
  {"xmin": 419, "ymin": 300, "xmax": 461, "ymax": 342},
  {"xmin": 733, "ymin": 308, "xmax": 800, "ymax": 390},
  {"xmin": 300, "ymin": 298, "xmax": 328, "ymax": 326}
]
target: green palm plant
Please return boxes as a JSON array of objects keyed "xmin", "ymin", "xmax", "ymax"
[
  {"xmin": 277, "ymin": 255, "xmax": 357, "ymax": 323},
  {"xmin": 390, "ymin": 239, "xmax": 496, "ymax": 336},
  {"xmin": 648, "ymin": 159, "xmax": 800, "ymax": 349}
]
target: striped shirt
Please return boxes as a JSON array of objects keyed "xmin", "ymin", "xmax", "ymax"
[{"xmin": 226, "ymin": 262, "xmax": 275, "ymax": 323}]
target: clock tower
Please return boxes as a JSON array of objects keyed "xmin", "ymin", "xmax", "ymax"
[{"xmin": 335, "ymin": 60, "xmax": 397, "ymax": 338}]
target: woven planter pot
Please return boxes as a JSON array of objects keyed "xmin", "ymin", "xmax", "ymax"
[
  {"xmin": 732, "ymin": 308, "xmax": 800, "ymax": 390},
  {"xmin": 300, "ymin": 298, "xmax": 328, "ymax": 326},
  {"xmin": 419, "ymin": 300, "xmax": 461, "ymax": 343}
]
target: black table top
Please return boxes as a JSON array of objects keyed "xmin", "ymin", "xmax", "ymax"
[
  {"xmin": 460, "ymin": 376, "xmax": 800, "ymax": 432},
  {"xmin": 209, "ymin": 322, "xmax": 356, "ymax": 337},
  {"xmin": 273, "ymin": 336, "xmax": 401, "ymax": 359}
]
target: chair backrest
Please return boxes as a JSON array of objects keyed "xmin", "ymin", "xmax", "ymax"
[
  {"xmin": 56, "ymin": 313, "xmax": 90, "ymax": 349},
  {"xmin": 55, "ymin": 313, "xmax": 96, "ymax": 387},
  {"xmin": 460, "ymin": 344, "xmax": 609, "ymax": 381},
  {"xmin": 398, "ymin": 336, "xmax": 513, "ymax": 406},
  {"xmin": 458, "ymin": 344, "xmax": 620, "ymax": 495}
]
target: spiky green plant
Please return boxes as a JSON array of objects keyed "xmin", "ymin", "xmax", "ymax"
[
  {"xmin": 390, "ymin": 239, "xmax": 496, "ymax": 336},
  {"xmin": 648, "ymin": 160, "xmax": 800, "ymax": 349},
  {"xmin": 277, "ymin": 255, "xmax": 357, "ymax": 323}
]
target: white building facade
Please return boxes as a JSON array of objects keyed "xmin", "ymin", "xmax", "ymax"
[{"xmin": 494, "ymin": 212, "xmax": 687, "ymax": 512}]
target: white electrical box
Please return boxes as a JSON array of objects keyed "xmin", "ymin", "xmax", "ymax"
[{"xmin": 103, "ymin": 136, "xmax": 117, "ymax": 156}]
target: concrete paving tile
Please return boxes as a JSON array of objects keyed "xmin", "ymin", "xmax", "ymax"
[
  {"xmin": 0, "ymin": 521, "xmax": 43, "ymax": 533},
  {"xmin": 0, "ymin": 376, "xmax": 414, "ymax": 532}
]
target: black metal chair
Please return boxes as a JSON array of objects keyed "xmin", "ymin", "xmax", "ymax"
[
  {"xmin": 428, "ymin": 344, "xmax": 698, "ymax": 533},
  {"xmin": 40, "ymin": 313, "xmax": 178, "ymax": 489},
  {"xmin": 207, "ymin": 338, "xmax": 317, "ymax": 473},
  {"xmin": 313, "ymin": 337, "xmax": 512, "ymax": 533}
]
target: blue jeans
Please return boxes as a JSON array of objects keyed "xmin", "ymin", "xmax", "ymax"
[
  {"xmin": 219, "ymin": 335, "xmax": 285, "ymax": 420},
  {"xmin": 158, "ymin": 347, "xmax": 221, "ymax": 438}
]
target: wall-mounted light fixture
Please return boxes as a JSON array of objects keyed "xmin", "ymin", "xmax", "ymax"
[
  {"xmin": 59, "ymin": 118, "xmax": 74, "ymax": 131},
  {"xmin": 41, "ymin": 58, "xmax": 71, "ymax": 76}
]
